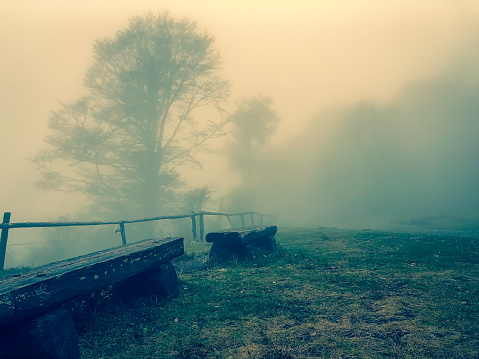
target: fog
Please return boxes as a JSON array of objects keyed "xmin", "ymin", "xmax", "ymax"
[
  {"xmin": 254, "ymin": 69, "xmax": 479, "ymax": 229},
  {"xmin": 2, "ymin": 1, "xmax": 479, "ymax": 266}
]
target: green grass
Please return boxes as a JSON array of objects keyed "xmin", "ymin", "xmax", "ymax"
[{"xmin": 78, "ymin": 227, "xmax": 479, "ymax": 358}]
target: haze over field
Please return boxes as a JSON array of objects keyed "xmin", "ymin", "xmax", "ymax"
[{"xmin": 2, "ymin": 0, "xmax": 479, "ymax": 236}]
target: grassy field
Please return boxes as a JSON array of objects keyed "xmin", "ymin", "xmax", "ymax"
[{"xmin": 78, "ymin": 227, "xmax": 479, "ymax": 358}]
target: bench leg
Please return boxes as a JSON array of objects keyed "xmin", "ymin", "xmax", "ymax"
[
  {"xmin": 114, "ymin": 262, "xmax": 179, "ymax": 299},
  {"xmin": 252, "ymin": 235, "xmax": 277, "ymax": 253},
  {"xmin": 0, "ymin": 307, "xmax": 79, "ymax": 359},
  {"xmin": 209, "ymin": 242, "xmax": 252, "ymax": 262},
  {"xmin": 145, "ymin": 262, "xmax": 179, "ymax": 298},
  {"xmin": 209, "ymin": 235, "xmax": 277, "ymax": 262}
]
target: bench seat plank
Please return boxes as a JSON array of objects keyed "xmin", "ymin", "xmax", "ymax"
[
  {"xmin": 205, "ymin": 225, "xmax": 277, "ymax": 245},
  {"xmin": 0, "ymin": 237, "xmax": 183, "ymax": 327}
]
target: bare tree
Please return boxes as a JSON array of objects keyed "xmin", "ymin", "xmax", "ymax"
[{"xmin": 34, "ymin": 12, "xmax": 230, "ymax": 218}]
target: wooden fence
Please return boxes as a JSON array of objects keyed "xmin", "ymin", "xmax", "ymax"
[{"xmin": 0, "ymin": 211, "xmax": 275, "ymax": 270}]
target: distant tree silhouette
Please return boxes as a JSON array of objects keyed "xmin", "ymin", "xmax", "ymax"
[
  {"xmin": 227, "ymin": 96, "xmax": 279, "ymax": 185},
  {"xmin": 183, "ymin": 187, "xmax": 211, "ymax": 213}
]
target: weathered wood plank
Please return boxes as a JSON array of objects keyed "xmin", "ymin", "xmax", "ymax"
[
  {"xmin": 205, "ymin": 226, "xmax": 277, "ymax": 245},
  {"xmin": 0, "ymin": 237, "xmax": 183, "ymax": 327}
]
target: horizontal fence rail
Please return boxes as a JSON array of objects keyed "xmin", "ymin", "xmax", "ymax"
[
  {"xmin": 0, "ymin": 212, "xmax": 273, "ymax": 229},
  {"xmin": 0, "ymin": 211, "xmax": 276, "ymax": 270}
]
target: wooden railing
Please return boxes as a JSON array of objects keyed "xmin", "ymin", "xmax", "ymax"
[{"xmin": 0, "ymin": 211, "xmax": 275, "ymax": 270}]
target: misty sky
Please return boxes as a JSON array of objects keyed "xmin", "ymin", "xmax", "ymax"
[{"xmin": 2, "ymin": 1, "xmax": 479, "ymax": 224}]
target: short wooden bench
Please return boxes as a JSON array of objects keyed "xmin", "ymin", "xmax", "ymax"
[
  {"xmin": 206, "ymin": 225, "xmax": 278, "ymax": 261},
  {"xmin": 0, "ymin": 236, "xmax": 184, "ymax": 359}
]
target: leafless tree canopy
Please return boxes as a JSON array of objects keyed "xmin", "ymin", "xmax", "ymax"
[{"xmin": 34, "ymin": 12, "xmax": 230, "ymax": 218}]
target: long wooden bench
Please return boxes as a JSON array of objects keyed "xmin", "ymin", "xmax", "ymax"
[
  {"xmin": 206, "ymin": 225, "xmax": 278, "ymax": 261},
  {"xmin": 0, "ymin": 237, "xmax": 184, "ymax": 359}
]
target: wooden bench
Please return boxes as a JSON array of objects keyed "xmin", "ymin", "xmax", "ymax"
[
  {"xmin": 0, "ymin": 236, "xmax": 184, "ymax": 359},
  {"xmin": 206, "ymin": 226, "xmax": 278, "ymax": 261}
]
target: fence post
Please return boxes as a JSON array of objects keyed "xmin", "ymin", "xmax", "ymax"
[
  {"xmin": 0, "ymin": 212, "xmax": 11, "ymax": 271},
  {"xmin": 119, "ymin": 222, "xmax": 127, "ymax": 245},
  {"xmin": 225, "ymin": 215, "xmax": 234, "ymax": 228},
  {"xmin": 199, "ymin": 213, "xmax": 205, "ymax": 241},
  {"xmin": 250, "ymin": 213, "xmax": 255, "ymax": 226},
  {"xmin": 240, "ymin": 214, "xmax": 245, "ymax": 227},
  {"xmin": 260, "ymin": 214, "xmax": 263, "ymax": 225},
  {"xmin": 191, "ymin": 212, "xmax": 197, "ymax": 241}
]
